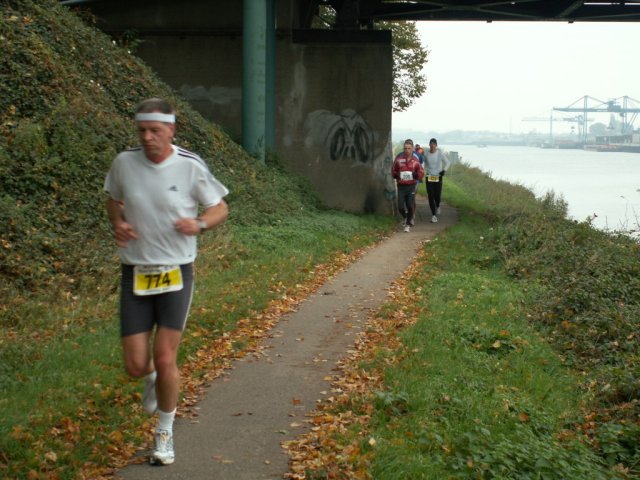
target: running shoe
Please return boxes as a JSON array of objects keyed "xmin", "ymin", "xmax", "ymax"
[
  {"xmin": 150, "ymin": 429, "xmax": 175, "ymax": 465},
  {"xmin": 431, "ymin": 215, "xmax": 438, "ymax": 223},
  {"xmin": 404, "ymin": 225, "xmax": 411, "ymax": 233},
  {"xmin": 142, "ymin": 376, "xmax": 158, "ymax": 415},
  {"xmin": 436, "ymin": 206, "xmax": 441, "ymax": 215}
]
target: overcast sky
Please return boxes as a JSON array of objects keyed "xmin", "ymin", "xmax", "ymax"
[{"xmin": 392, "ymin": 21, "xmax": 640, "ymax": 135}]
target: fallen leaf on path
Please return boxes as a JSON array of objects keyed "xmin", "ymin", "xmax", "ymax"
[{"xmin": 212, "ymin": 454, "xmax": 234, "ymax": 464}]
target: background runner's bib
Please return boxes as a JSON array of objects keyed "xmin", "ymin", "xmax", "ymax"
[
  {"xmin": 400, "ymin": 171, "xmax": 413, "ymax": 181},
  {"xmin": 427, "ymin": 175, "xmax": 440, "ymax": 183},
  {"xmin": 133, "ymin": 265, "xmax": 183, "ymax": 296}
]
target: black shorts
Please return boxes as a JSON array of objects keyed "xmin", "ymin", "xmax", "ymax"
[{"xmin": 120, "ymin": 263, "xmax": 194, "ymax": 337}]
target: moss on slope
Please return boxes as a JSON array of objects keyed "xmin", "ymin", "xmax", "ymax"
[{"xmin": 0, "ymin": 0, "xmax": 317, "ymax": 305}]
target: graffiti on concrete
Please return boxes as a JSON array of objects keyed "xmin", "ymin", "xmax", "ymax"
[
  {"xmin": 303, "ymin": 109, "xmax": 397, "ymax": 215},
  {"xmin": 304, "ymin": 109, "xmax": 373, "ymax": 163}
]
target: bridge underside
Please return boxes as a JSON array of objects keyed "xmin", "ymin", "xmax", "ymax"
[
  {"xmin": 60, "ymin": 0, "xmax": 640, "ymax": 215},
  {"xmin": 63, "ymin": 1, "xmax": 640, "ymax": 24},
  {"xmin": 303, "ymin": 0, "xmax": 640, "ymax": 27}
]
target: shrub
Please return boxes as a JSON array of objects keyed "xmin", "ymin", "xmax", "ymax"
[{"xmin": 0, "ymin": 0, "xmax": 322, "ymax": 310}]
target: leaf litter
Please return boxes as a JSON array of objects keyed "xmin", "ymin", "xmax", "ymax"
[
  {"xmin": 283, "ymin": 249, "xmax": 430, "ymax": 479},
  {"xmin": 78, "ymin": 246, "xmax": 375, "ymax": 478}
]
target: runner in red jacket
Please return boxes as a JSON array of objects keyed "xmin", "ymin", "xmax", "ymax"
[{"xmin": 391, "ymin": 139, "xmax": 424, "ymax": 232}]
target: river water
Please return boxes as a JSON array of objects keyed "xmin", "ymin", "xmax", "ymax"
[{"xmin": 445, "ymin": 144, "xmax": 640, "ymax": 234}]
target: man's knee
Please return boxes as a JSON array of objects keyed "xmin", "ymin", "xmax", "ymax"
[
  {"xmin": 124, "ymin": 359, "xmax": 150, "ymax": 378},
  {"xmin": 154, "ymin": 338, "xmax": 180, "ymax": 375},
  {"xmin": 154, "ymin": 352, "xmax": 178, "ymax": 373}
]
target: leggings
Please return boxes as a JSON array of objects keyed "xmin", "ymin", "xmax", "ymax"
[
  {"xmin": 397, "ymin": 184, "xmax": 416, "ymax": 222},
  {"xmin": 426, "ymin": 177, "xmax": 443, "ymax": 215}
]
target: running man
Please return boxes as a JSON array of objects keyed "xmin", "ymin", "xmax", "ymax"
[
  {"xmin": 391, "ymin": 139, "xmax": 424, "ymax": 232},
  {"xmin": 104, "ymin": 98, "xmax": 229, "ymax": 466},
  {"xmin": 424, "ymin": 138, "xmax": 449, "ymax": 223}
]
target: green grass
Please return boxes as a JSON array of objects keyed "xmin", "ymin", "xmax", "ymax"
[
  {"xmin": 0, "ymin": 211, "xmax": 394, "ymax": 479},
  {"xmin": 297, "ymin": 163, "xmax": 639, "ymax": 479},
  {"xmin": 367, "ymin": 218, "xmax": 613, "ymax": 479},
  {"xmin": 182, "ymin": 212, "xmax": 396, "ymax": 357}
]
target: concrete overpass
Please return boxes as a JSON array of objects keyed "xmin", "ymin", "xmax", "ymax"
[
  {"xmin": 313, "ymin": 1, "xmax": 640, "ymax": 26},
  {"xmin": 61, "ymin": 1, "xmax": 640, "ymax": 215}
]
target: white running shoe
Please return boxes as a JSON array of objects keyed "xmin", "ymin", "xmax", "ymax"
[
  {"xmin": 404, "ymin": 225, "xmax": 411, "ymax": 233},
  {"xmin": 150, "ymin": 429, "xmax": 175, "ymax": 465},
  {"xmin": 436, "ymin": 206, "xmax": 441, "ymax": 215},
  {"xmin": 142, "ymin": 375, "xmax": 158, "ymax": 415},
  {"xmin": 431, "ymin": 215, "xmax": 438, "ymax": 223}
]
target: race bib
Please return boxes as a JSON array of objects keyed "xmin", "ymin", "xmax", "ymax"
[
  {"xmin": 427, "ymin": 175, "xmax": 440, "ymax": 183},
  {"xmin": 400, "ymin": 171, "xmax": 413, "ymax": 181},
  {"xmin": 133, "ymin": 265, "xmax": 183, "ymax": 296}
]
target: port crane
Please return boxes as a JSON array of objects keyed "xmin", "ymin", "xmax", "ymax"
[
  {"xmin": 522, "ymin": 114, "xmax": 584, "ymax": 141},
  {"xmin": 553, "ymin": 95, "xmax": 640, "ymax": 142}
]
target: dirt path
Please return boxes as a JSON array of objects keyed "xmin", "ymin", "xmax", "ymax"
[{"xmin": 117, "ymin": 199, "xmax": 457, "ymax": 480}]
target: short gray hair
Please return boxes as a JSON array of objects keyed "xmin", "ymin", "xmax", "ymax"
[{"xmin": 136, "ymin": 98, "xmax": 175, "ymax": 115}]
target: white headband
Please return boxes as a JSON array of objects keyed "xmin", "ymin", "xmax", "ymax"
[{"xmin": 135, "ymin": 112, "xmax": 176, "ymax": 123}]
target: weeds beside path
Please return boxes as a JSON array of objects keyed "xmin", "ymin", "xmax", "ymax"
[{"xmin": 286, "ymin": 165, "xmax": 640, "ymax": 480}]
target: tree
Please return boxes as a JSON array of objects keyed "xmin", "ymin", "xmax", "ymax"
[
  {"xmin": 377, "ymin": 21, "xmax": 428, "ymax": 112},
  {"xmin": 313, "ymin": 7, "xmax": 428, "ymax": 112}
]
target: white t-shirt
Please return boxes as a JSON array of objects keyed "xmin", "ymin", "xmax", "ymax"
[
  {"xmin": 424, "ymin": 149, "xmax": 449, "ymax": 175},
  {"xmin": 104, "ymin": 145, "xmax": 229, "ymax": 265}
]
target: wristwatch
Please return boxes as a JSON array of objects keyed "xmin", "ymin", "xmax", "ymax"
[{"xmin": 196, "ymin": 218, "xmax": 207, "ymax": 232}]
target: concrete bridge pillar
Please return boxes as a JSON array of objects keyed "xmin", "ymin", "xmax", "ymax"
[
  {"xmin": 242, "ymin": 0, "xmax": 276, "ymax": 162},
  {"xmin": 72, "ymin": 0, "xmax": 394, "ymax": 214}
]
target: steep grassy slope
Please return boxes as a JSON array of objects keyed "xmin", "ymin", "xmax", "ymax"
[{"xmin": 0, "ymin": 0, "xmax": 319, "ymax": 312}]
